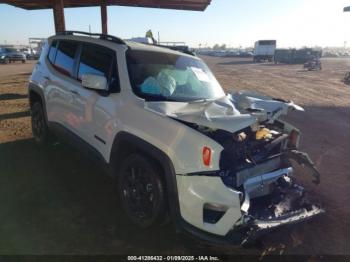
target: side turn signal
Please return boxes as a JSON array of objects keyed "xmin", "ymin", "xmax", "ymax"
[{"xmin": 202, "ymin": 146, "xmax": 212, "ymax": 166}]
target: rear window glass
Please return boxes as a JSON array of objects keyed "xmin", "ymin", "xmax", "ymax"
[{"xmin": 54, "ymin": 41, "xmax": 79, "ymax": 77}]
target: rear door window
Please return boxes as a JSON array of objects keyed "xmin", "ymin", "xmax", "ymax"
[{"xmin": 54, "ymin": 41, "xmax": 79, "ymax": 77}]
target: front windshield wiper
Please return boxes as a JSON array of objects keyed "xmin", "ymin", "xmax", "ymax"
[
  {"xmin": 143, "ymin": 95, "xmax": 225, "ymax": 103},
  {"xmin": 143, "ymin": 95, "xmax": 179, "ymax": 102},
  {"xmin": 188, "ymin": 97, "xmax": 222, "ymax": 103}
]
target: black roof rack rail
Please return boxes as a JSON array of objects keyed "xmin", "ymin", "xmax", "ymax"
[{"xmin": 57, "ymin": 31, "xmax": 126, "ymax": 45}]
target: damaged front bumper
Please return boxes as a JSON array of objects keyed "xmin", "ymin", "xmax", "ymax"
[
  {"xmin": 176, "ymin": 150, "xmax": 324, "ymax": 246},
  {"xmin": 242, "ymin": 204, "xmax": 323, "ymax": 245},
  {"xmin": 237, "ymin": 166, "xmax": 324, "ymax": 245}
]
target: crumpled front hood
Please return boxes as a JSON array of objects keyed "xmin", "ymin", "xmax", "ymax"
[
  {"xmin": 145, "ymin": 96, "xmax": 257, "ymax": 133},
  {"xmin": 144, "ymin": 91, "xmax": 304, "ymax": 133}
]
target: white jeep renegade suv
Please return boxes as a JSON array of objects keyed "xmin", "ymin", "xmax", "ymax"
[{"xmin": 29, "ymin": 31, "xmax": 323, "ymax": 245}]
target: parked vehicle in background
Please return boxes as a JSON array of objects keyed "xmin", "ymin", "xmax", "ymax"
[
  {"xmin": 28, "ymin": 31, "xmax": 323, "ymax": 245},
  {"xmin": 294, "ymin": 48, "xmax": 322, "ymax": 64},
  {"xmin": 0, "ymin": 48, "xmax": 26, "ymax": 64},
  {"xmin": 322, "ymin": 51, "xmax": 340, "ymax": 58},
  {"xmin": 275, "ymin": 48, "xmax": 322, "ymax": 64},
  {"xmin": 304, "ymin": 58, "xmax": 322, "ymax": 71},
  {"xmin": 240, "ymin": 51, "xmax": 254, "ymax": 57},
  {"xmin": 343, "ymin": 72, "xmax": 350, "ymax": 85},
  {"xmin": 20, "ymin": 47, "xmax": 38, "ymax": 59},
  {"xmin": 274, "ymin": 49, "xmax": 295, "ymax": 64},
  {"xmin": 253, "ymin": 40, "xmax": 276, "ymax": 62}
]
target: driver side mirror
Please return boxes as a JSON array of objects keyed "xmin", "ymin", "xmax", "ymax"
[{"xmin": 81, "ymin": 74, "xmax": 108, "ymax": 91}]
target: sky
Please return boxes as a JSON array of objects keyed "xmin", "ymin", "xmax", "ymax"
[{"xmin": 1, "ymin": 0, "xmax": 350, "ymax": 48}]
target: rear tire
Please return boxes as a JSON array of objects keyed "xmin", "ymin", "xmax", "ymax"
[
  {"xmin": 31, "ymin": 102, "xmax": 50, "ymax": 144},
  {"xmin": 117, "ymin": 154, "xmax": 166, "ymax": 228},
  {"xmin": 22, "ymin": 60, "xmax": 26, "ymax": 63}
]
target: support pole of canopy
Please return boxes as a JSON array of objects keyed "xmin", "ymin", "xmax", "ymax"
[
  {"xmin": 101, "ymin": 1, "xmax": 108, "ymax": 34},
  {"xmin": 53, "ymin": 0, "xmax": 66, "ymax": 33}
]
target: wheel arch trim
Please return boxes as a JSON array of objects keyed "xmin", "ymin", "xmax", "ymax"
[
  {"xmin": 28, "ymin": 82, "xmax": 48, "ymax": 124},
  {"xmin": 110, "ymin": 131, "xmax": 182, "ymax": 227}
]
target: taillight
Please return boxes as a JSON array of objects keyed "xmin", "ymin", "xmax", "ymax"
[{"xmin": 202, "ymin": 146, "xmax": 212, "ymax": 166}]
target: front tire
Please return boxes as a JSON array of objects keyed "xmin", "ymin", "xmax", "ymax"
[
  {"xmin": 31, "ymin": 102, "xmax": 50, "ymax": 144},
  {"xmin": 4, "ymin": 57, "xmax": 9, "ymax": 64},
  {"xmin": 117, "ymin": 154, "xmax": 166, "ymax": 228}
]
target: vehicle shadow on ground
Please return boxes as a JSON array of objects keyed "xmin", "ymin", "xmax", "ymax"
[
  {"xmin": 0, "ymin": 110, "xmax": 30, "ymax": 121},
  {"xmin": 0, "ymin": 138, "xmax": 232, "ymax": 255},
  {"xmin": 0, "ymin": 93, "xmax": 27, "ymax": 101}
]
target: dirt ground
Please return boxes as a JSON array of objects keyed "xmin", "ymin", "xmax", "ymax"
[{"xmin": 0, "ymin": 58, "xmax": 349, "ymax": 256}]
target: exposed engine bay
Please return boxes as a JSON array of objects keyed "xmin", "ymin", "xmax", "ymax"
[{"xmin": 192, "ymin": 119, "xmax": 320, "ymax": 186}]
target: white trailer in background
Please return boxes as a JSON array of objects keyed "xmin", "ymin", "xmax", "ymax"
[{"xmin": 253, "ymin": 40, "xmax": 276, "ymax": 62}]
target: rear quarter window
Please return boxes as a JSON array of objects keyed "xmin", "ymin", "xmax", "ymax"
[
  {"xmin": 48, "ymin": 40, "xmax": 58, "ymax": 63},
  {"xmin": 54, "ymin": 41, "xmax": 79, "ymax": 77}
]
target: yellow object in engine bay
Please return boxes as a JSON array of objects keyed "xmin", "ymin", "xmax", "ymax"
[{"xmin": 256, "ymin": 128, "xmax": 273, "ymax": 140}]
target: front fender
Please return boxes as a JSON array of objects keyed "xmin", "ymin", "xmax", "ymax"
[{"xmin": 229, "ymin": 91, "xmax": 304, "ymax": 123}]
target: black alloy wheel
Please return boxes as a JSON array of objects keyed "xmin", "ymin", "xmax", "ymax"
[
  {"xmin": 31, "ymin": 102, "xmax": 49, "ymax": 144},
  {"xmin": 118, "ymin": 154, "xmax": 166, "ymax": 228}
]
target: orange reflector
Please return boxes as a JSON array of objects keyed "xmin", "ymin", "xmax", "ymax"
[{"xmin": 202, "ymin": 146, "xmax": 212, "ymax": 166}]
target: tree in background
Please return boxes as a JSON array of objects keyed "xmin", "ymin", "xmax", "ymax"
[
  {"xmin": 213, "ymin": 44, "xmax": 220, "ymax": 50},
  {"xmin": 213, "ymin": 44, "xmax": 226, "ymax": 50}
]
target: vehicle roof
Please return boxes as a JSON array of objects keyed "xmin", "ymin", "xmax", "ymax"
[
  {"xmin": 49, "ymin": 34, "xmax": 196, "ymax": 59},
  {"xmin": 125, "ymin": 40, "xmax": 196, "ymax": 58}
]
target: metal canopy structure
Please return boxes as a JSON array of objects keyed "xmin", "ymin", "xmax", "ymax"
[
  {"xmin": 0, "ymin": 0, "xmax": 211, "ymax": 11},
  {"xmin": 0, "ymin": 0, "xmax": 211, "ymax": 34}
]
